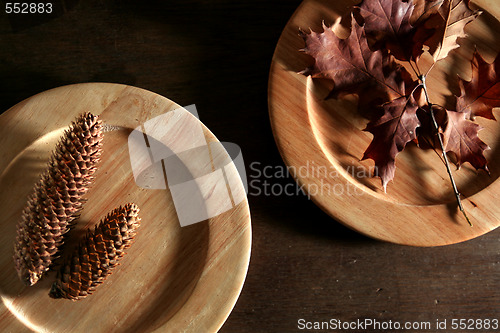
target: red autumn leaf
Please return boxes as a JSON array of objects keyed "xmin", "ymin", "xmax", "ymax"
[
  {"xmin": 355, "ymin": 0, "xmax": 429, "ymax": 61},
  {"xmin": 412, "ymin": 0, "xmax": 445, "ymax": 25},
  {"xmin": 300, "ymin": 8, "xmax": 421, "ymax": 189},
  {"xmin": 442, "ymin": 109, "xmax": 489, "ymax": 171},
  {"xmin": 299, "ymin": 0, "xmax": 494, "ymax": 194},
  {"xmin": 424, "ymin": 0, "xmax": 480, "ymax": 62},
  {"xmin": 300, "ymin": 16, "xmax": 407, "ymax": 100},
  {"xmin": 362, "ymin": 93, "xmax": 420, "ymax": 191},
  {"xmin": 457, "ymin": 51, "xmax": 500, "ymax": 120}
]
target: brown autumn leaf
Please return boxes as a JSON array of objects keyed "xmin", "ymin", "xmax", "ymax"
[
  {"xmin": 355, "ymin": 0, "xmax": 428, "ymax": 61},
  {"xmin": 299, "ymin": 0, "xmax": 494, "ymax": 194},
  {"xmin": 300, "ymin": 5, "xmax": 422, "ymax": 189},
  {"xmin": 457, "ymin": 50, "xmax": 500, "ymax": 120},
  {"xmin": 300, "ymin": 17, "xmax": 403, "ymax": 100},
  {"xmin": 362, "ymin": 93, "xmax": 420, "ymax": 191},
  {"xmin": 442, "ymin": 109, "xmax": 489, "ymax": 171},
  {"xmin": 424, "ymin": 0, "xmax": 480, "ymax": 62},
  {"xmin": 411, "ymin": 0, "xmax": 444, "ymax": 25},
  {"xmin": 301, "ymin": 3, "xmax": 424, "ymax": 189}
]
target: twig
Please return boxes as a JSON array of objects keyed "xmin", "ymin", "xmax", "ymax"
[{"xmin": 419, "ymin": 75, "xmax": 472, "ymax": 226}]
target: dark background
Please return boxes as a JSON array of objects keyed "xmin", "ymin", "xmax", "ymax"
[{"xmin": 1, "ymin": 1, "xmax": 499, "ymax": 332}]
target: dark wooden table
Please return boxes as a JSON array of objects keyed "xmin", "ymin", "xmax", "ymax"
[{"xmin": 1, "ymin": 1, "xmax": 499, "ymax": 332}]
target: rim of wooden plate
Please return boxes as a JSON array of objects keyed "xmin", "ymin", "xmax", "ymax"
[{"xmin": 268, "ymin": 0, "xmax": 500, "ymax": 246}]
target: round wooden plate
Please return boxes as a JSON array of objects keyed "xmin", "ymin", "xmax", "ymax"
[
  {"xmin": 268, "ymin": 0, "xmax": 500, "ymax": 246},
  {"xmin": 0, "ymin": 83, "xmax": 251, "ymax": 332}
]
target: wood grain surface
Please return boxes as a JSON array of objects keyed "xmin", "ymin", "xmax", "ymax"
[
  {"xmin": 269, "ymin": 0, "xmax": 500, "ymax": 246},
  {"xmin": 0, "ymin": 1, "xmax": 498, "ymax": 332},
  {"xmin": 0, "ymin": 83, "xmax": 251, "ymax": 332}
]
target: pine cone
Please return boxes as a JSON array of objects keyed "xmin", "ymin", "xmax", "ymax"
[
  {"xmin": 49, "ymin": 203, "xmax": 141, "ymax": 300},
  {"xmin": 13, "ymin": 113, "xmax": 103, "ymax": 286}
]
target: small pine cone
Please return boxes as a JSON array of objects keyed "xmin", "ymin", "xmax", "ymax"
[
  {"xmin": 13, "ymin": 113, "xmax": 103, "ymax": 286},
  {"xmin": 49, "ymin": 203, "xmax": 141, "ymax": 300}
]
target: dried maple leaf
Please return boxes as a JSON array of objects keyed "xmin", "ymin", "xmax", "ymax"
[
  {"xmin": 457, "ymin": 50, "xmax": 500, "ymax": 120},
  {"xmin": 362, "ymin": 93, "xmax": 420, "ymax": 191},
  {"xmin": 300, "ymin": 16, "xmax": 405, "ymax": 100},
  {"xmin": 442, "ymin": 109, "xmax": 489, "ymax": 171},
  {"xmin": 355, "ymin": 0, "xmax": 426, "ymax": 61},
  {"xmin": 299, "ymin": 0, "xmax": 497, "ymax": 224},
  {"xmin": 412, "ymin": 0, "xmax": 444, "ymax": 25},
  {"xmin": 424, "ymin": 0, "xmax": 480, "ymax": 62},
  {"xmin": 301, "ymin": 9, "xmax": 420, "ymax": 189}
]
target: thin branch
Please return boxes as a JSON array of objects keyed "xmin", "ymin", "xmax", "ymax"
[{"xmin": 419, "ymin": 75, "xmax": 472, "ymax": 226}]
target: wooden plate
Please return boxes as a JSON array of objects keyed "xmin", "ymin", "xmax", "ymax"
[
  {"xmin": 268, "ymin": 0, "xmax": 500, "ymax": 246},
  {"xmin": 0, "ymin": 83, "xmax": 251, "ymax": 332}
]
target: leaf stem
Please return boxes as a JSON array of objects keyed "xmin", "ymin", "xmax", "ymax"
[
  {"xmin": 425, "ymin": 61, "xmax": 436, "ymax": 77},
  {"xmin": 414, "ymin": 60, "xmax": 422, "ymax": 77},
  {"xmin": 409, "ymin": 60, "xmax": 420, "ymax": 77},
  {"xmin": 419, "ymin": 75, "xmax": 472, "ymax": 226}
]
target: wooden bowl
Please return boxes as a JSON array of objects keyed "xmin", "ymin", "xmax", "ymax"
[
  {"xmin": 268, "ymin": 0, "xmax": 500, "ymax": 246},
  {"xmin": 0, "ymin": 83, "xmax": 251, "ymax": 332}
]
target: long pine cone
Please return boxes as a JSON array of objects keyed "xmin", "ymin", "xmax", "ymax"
[
  {"xmin": 49, "ymin": 203, "xmax": 141, "ymax": 300},
  {"xmin": 13, "ymin": 113, "xmax": 103, "ymax": 286}
]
